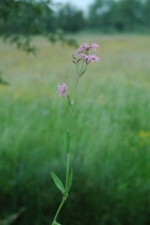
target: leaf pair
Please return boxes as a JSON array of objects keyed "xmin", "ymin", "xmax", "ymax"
[
  {"xmin": 50, "ymin": 172, "xmax": 65, "ymax": 194},
  {"xmin": 50, "ymin": 169, "xmax": 73, "ymax": 195}
]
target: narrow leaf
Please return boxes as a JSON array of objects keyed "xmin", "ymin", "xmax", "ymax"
[
  {"xmin": 50, "ymin": 172, "xmax": 65, "ymax": 194},
  {"xmin": 67, "ymin": 169, "xmax": 73, "ymax": 191}
]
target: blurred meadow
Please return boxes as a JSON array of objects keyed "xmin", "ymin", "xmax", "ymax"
[{"xmin": 0, "ymin": 34, "xmax": 150, "ymax": 225}]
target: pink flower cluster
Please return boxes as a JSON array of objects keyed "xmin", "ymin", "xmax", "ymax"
[
  {"xmin": 82, "ymin": 54, "xmax": 99, "ymax": 63},
  {"xmin": 75, "ymin": 42, "xmax": 99, "ymax": 54},
  {"xmin": 58, "ymin": 42, "xmax": 99, "ymax": 97},
  {"xmin": 58, "ymin": 82, "xmax": 68, "ymax": 97},
  {"xmin": 73, "ymin": 42, "xmax": 99, "ymax": 64}
]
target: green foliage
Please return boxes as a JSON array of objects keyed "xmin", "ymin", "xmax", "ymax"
[
  {"xmin": 88, "ymin": 0, "xmax": 150, "ymax": 32},
  {"xmin": 0, "ymin": 34, "xmax": 150, "ymax": 225},
  {"xmin": 0, "ymin": 0, "xmax": 78, "ymax": 52},
  {"xmin": 0, "ymin": 0, "xmax": 53, "ymax": 52},
  {"xmin": 0, "ymin": 71, "xmax": 8, "ymax": 85},
  {"xmin": 0, "ymin": 207, "xmax": 26, "ymax": 225},
  {"xmin": 56, "ymin": 3, "xmax": 85, "ymax": 33},
  {"xmin": 1, "ymin": 0, "xmax": 150, "ymax": 54},
  {"xmin": 50, "ymin": 172, "xmax": 65, "ymax": 194},
  {"xmin": 0, "ymin": 76, "xmax": 8, "ymax": 85}
]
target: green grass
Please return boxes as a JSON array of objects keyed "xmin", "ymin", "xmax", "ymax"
[{"xmin": 0, "ymin": 34, "xmax": 150, "ymax": 225}]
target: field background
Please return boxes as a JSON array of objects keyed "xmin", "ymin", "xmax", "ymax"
[{"xmin": 0, "ymin": 34, "xmax": 150, "ymax": 225}]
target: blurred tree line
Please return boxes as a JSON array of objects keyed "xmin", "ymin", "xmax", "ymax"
[
  {"xmin": 88, "ymin": 0, "xmax": 150, "ymax": 33},
  {"xmin": 0, "ymin": 0, "xmax": 150, "ymax": 36},
  {"xmin": 0, "ymin": 0, "xmax": 150, "ymax": 54}
]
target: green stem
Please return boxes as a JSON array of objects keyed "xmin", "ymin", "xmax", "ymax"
[
  {"xmin": 76, "ymin": 63, "xmax": 79, "ymax": 75},
  {"xmin": 52, "ymin": 154, "xmax": 70, "ymax": 225},
  {"xmin": 71, "ymin": 75, "xmax": 79, "ymax": 115},
  {"xmin": 74, "ymin": 76, "xmax": 79, "ymax": 97},
  {"xmin": 65, "ymin": 154, "xmax": 70, "ymax": 189},
  {"xmin": 52, "ymin": 197, "xmax": 66, "ymax": 224},
  {"xmin": 79, "ymin": 60, "xmax": 84, "ymax": 75}
]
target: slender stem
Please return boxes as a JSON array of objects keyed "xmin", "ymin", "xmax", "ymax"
[
  {"xmin": 52, "ymin": 57, "xmax": 84, "ymax": 225},
  {"xmin": 74, "ymin": 76, "xmax": 79, "ymax": 97},
  {"xmin": 79, "ymin": 60, "xmax": 84, "ymax": 76},
  {"xmin": 71, "ymin": 75, "xmax": 79, "ymax": 115},
  {"xmin": 79, "ymin": 60, "xmax": 85, "ymax": 76},
  {"xmin": 83, "ymin": 64, "xmax": 88, "ymax": 74},
  {"xmin": 52, "ymin": 197, "xmax": 66, "ymax": 224},
  {"xmin": 65, "ymin": 154, "xmax": 70, "ymax": 189},
  {"xmin": 75, "ymin": 63, "xmax": 79, "ymax": 75},
  {"xmin": 52, "ymin": 154, "xmax": 70, "ymax": 224}
]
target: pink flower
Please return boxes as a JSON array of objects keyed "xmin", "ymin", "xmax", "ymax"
[
  {"xmin": 82, "ymin": 42, "xmax": 90, "ymax": 50},
  {"xmin": 73, "ymin": 42, "xmax": 99, "ymax": 61},
  {"xmin": 82, "ymin": 54, "xmax": 99, "ymax": 63},
  {"xmin": 82, "ymin": 54, "xmax": 89, "ymax": 60},
  {"xmin": 91, "ymin": 43, "xmax": 99, "ymax": 51},
  {"xmin": 76, "ymin": 42, "xmax": 99, "ymax": 53},
  {"xmin": 73, "ymin": 42, "xmax": 100, "ymax": 68},
  {"xmin": 74, "ymin": 42, "xmax": 90, "ymax": 55},
  {"xmin": 89, "ymin": 55, "xmax": 99, "ymax": 62},
  {"xmin": 58, "ymin": 82, "xmax": 68, "ymax": 97}
]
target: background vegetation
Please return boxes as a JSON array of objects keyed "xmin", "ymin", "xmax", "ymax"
[
  {"xmin": 1, "ymin": 0, "xmax": 150, "ymax": 35},
  {"xmin": 0, "ymin": 0, "xmax": 149, "ymax": 61},
  {"xmin": 0, "ymin": 0, "xmax": 150, "ymax": 225},
  {"xmin": 0, "ymin": 34, "xmax": 150, "ymax": 225}
]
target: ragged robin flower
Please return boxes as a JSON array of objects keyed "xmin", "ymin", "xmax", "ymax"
[
  {"xmin": 58, "ymin": 82, "xmax": 68, "ymax": 97},
  {"xmin": 73, "ymin": 42, "xmax": 100, "ymax": 65}
]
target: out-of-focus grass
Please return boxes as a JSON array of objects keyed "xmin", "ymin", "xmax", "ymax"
[{"xmin": 0, "ymin": 34, "xmax": 150, "ymax": 225}]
